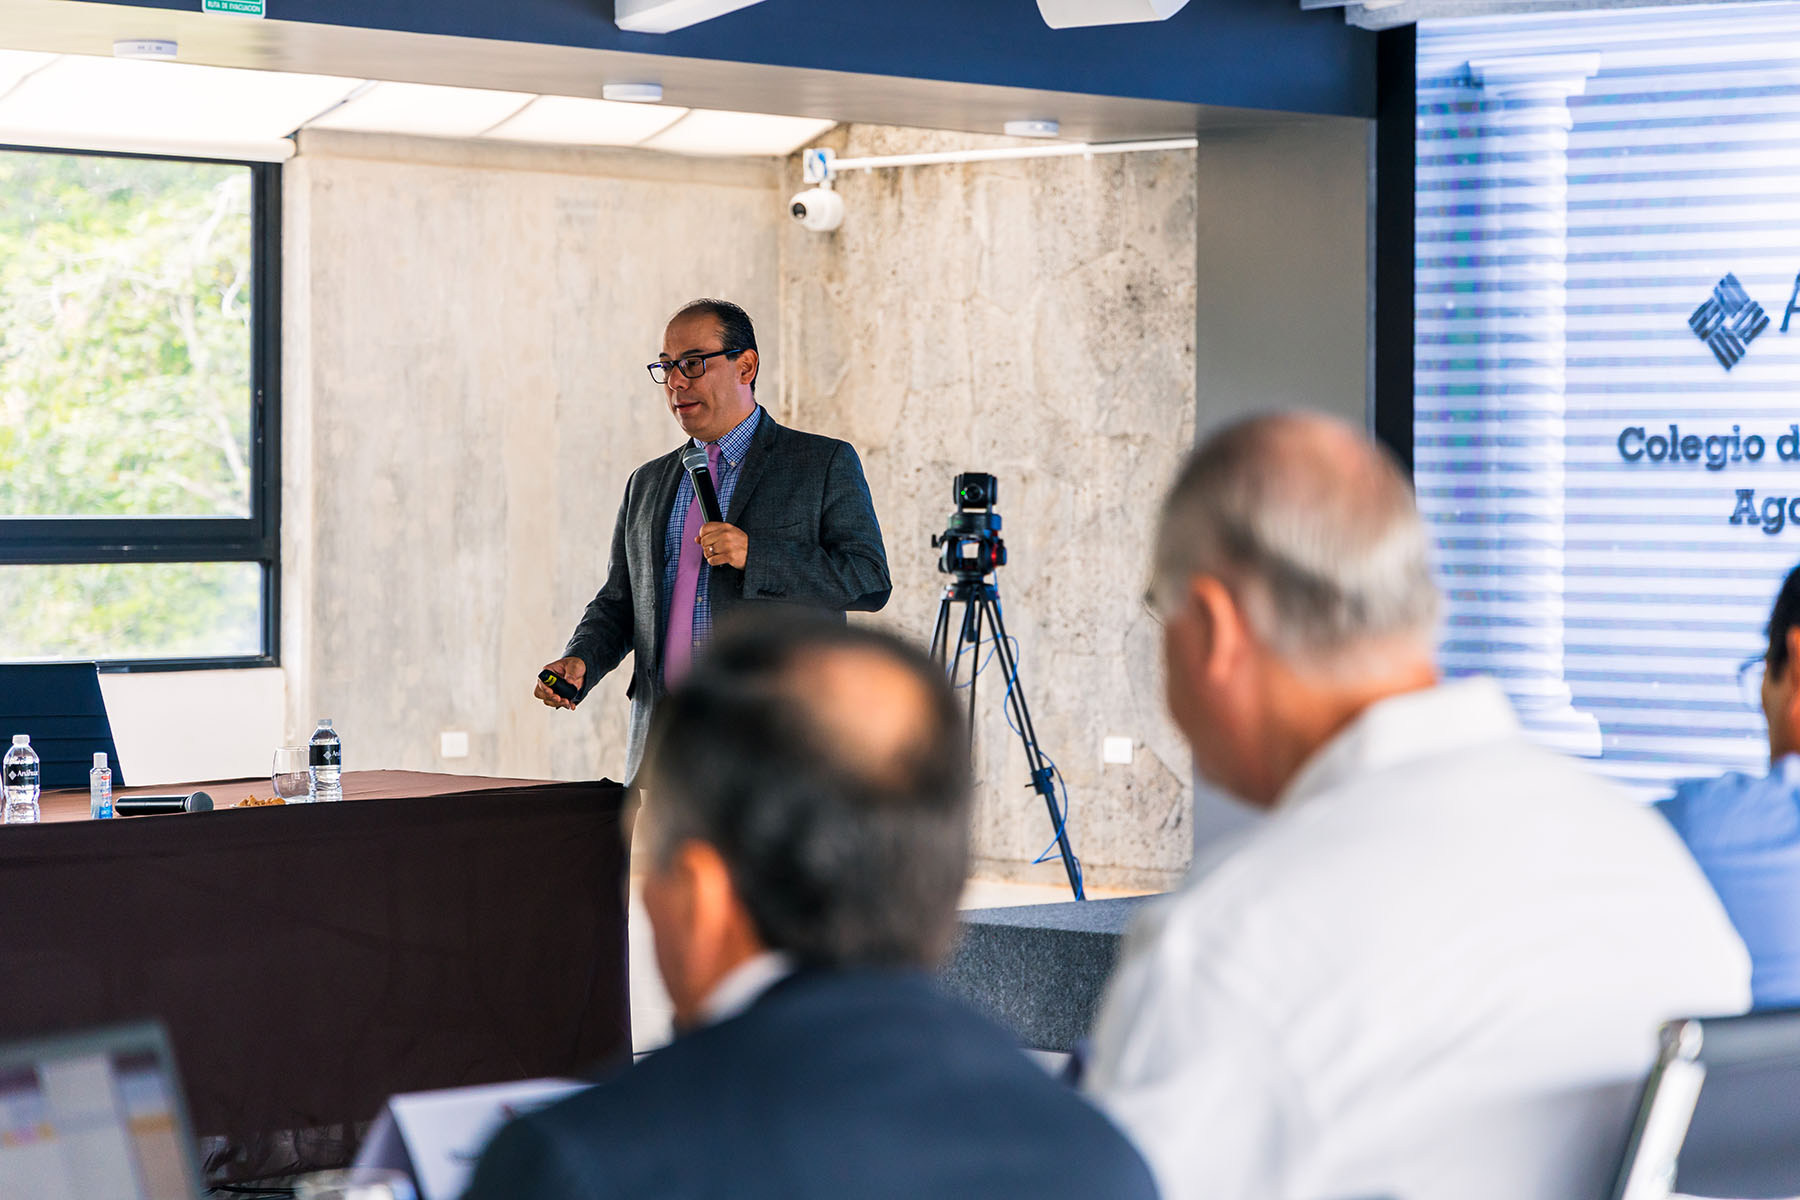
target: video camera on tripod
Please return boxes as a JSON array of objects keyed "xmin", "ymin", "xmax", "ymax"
[
  {"xmin": 932, "ymin": 472, "xmax": 1007, "ymax": 580},
  {"xmin": 927, "ymin": 471, "xmax": 1084, "ymax": 899}
]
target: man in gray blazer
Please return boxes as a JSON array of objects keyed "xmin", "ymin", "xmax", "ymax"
[{"xmin": 535, "ymin": 298, "xmax": 890, "ymax": 781}]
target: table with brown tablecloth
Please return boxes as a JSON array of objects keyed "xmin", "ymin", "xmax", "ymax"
[{"xmin": 8, "ymin": 770, "xmax": 631, "ymax": 1182}]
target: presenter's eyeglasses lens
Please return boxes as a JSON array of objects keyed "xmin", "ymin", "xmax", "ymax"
[
  {"xmin": 647, "ymin": 348, "xmax": 739, "ymax": 384},
  {"xmin": 1739, "ymin": 653, "xmax": 1768, "ymax": 711}
]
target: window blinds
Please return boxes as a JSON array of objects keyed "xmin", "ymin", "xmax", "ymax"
[{"xmin": 1417, "ymin": 2, "xmax": 1800, "ymax": 799}]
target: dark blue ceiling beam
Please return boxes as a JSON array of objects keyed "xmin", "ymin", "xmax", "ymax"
[{"xmin": 61, "ymin": 0, "xmax": 1376, "ymax": 117}]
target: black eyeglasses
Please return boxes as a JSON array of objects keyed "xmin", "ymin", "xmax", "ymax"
[
  {"xmin": 647, "ymin": 348, "xmax": 742, "ymax": 385},
  {"xmin": 1739, "ymin": 652, "xmax": 1769, "ymax": 712}
]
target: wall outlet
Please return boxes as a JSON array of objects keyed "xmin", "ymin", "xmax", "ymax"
[
  {"xmin": 439, "ymin": 730, "xmax": 470, "ymax": 759},
  {"xmin": 1102, "ymin": 736, "xmax": 1134, "ymax": 765}
]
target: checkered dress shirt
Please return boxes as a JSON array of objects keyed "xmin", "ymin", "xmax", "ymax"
[{"xmin": 660, "ymin": 404, "xmax": 764, "ymax": 657}]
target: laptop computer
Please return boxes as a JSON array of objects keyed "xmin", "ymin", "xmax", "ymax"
[
  {"xmin": 0, "ymin": 1021, "xmax": 203, "ymax": 1200},
  {"xmin": 0, "ymin": 662, "xmax": 127, "ymax": 788}
]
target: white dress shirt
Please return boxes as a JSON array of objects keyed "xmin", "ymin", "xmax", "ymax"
[
  {"xmin": 1086, "ymin": 677, "xmax": 1750, "ymax": 1200},
  {"xmin": 698, "ymin": 951, "xmax": 795, "ymax": 1027}
]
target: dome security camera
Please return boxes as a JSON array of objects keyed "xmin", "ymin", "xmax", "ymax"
[{"xmin": 789, "ymin": 187, "xmax": 845, "ymax": 233}]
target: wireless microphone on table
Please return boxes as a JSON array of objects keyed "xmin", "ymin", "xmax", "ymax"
[
  {"xmin": 115, "ymin": 791, "xmax": 214, "ymax": 816},
  {"xmin": 680, "ymin": 445, "xmax": 725, "ymax": 526}
]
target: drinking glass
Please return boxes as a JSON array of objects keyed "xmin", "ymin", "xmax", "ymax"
[
  {"xmin": 272, "ymin": 746, "xmax": 312, "ymax": 803},
  {"xmin": 295, "ymin": 1169, "xmax": 416, "ymax": 1200}
]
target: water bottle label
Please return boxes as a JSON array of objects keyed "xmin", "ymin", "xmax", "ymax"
[
  {"xmin": 3, "ymin": 761, "xmax": 37, "ymax": 789},
  {"xmin": 310, "ymin": 744, "xmax": 341, "ymax": 768}
]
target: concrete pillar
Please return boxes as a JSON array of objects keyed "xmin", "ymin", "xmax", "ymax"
[{"xmin": 1190, "ymin": 114, "xmax": 1373, "ymax": 851}]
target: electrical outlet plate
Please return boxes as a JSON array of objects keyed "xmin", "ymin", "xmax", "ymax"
[{"xmin": 439, "ymin": 731, "xmax": 470, "ymax": 759}]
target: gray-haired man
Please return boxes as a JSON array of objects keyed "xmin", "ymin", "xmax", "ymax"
[{"xmin": 1087, "ymin": 413, "xmax": 1749, "ymax": 1200}]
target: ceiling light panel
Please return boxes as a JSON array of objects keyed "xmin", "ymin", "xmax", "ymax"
[
  {"xmin": 615, "ymin": 0, "xmax": 767, "ymax": 34},
  {"xmin": 640, "ymin": 109, "xmax": 835, "ymax": 157},
  {"xmin": 1038, "ymin": 0, "xmax": 1191, "ymax": 26},
  {"xmin": 307, "ymin": 81, "xmax": 534, "ymax": 138},
  {"xmin": 482, "ymin": 95, "xmax": 688, "ymax": 146},
  {"xmin": 0, "ymin": 55, "xmax": 359, "ymax": 153},
  {"xmin": 0, "ymin": 49, "xmax": 55, "ymax": 96}
]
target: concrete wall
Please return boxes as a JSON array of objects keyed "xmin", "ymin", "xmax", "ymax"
[
  {"xmin": 779, "ymin": 127, "xmax": 1200, "ymax": 892},
  {"xmin": 276, "ymin": 118, "xmax": 1372, "ymax": 889},
  {"xmin": 1195, "ymin": 116, "xmax": 1372, "ymax": 432},
  {"xmin": 283, "ymin": 131, "xmax": 784, "ymax": 783},
  {"xmin": 1190, "ymin": 114, "xmax": 1374, "ymax": 853}
]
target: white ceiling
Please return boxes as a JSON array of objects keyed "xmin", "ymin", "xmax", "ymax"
[
  {"xmin": 478, "ymin": 94, "xmax": 687, "ymax": 148},
  {"xmin": 306, "ymin": 81, "xmax": 533, "ymax": 140},
  {"xmin": 0, "ymin": 0, "xmax": 1228, "ymax": 150},
  {"xmin": 0, "ymin": 48, "xmax": 837, "ymax": 162}
]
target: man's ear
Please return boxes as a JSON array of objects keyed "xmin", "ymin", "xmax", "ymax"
[
  {"xmin": 736, "ymin": 348, "xmax": 759, "ymax": 390},
  {"xmin": 1188, "ymin": 574, "xmax": 1248, "ymax": 684},
  {"xmin": 1776, "ymin": 628, "xmax": 1800, "ymax": 719},
  {"xmin": 678, "ymin": 839, "xmax": 745, "ymax": 962}
]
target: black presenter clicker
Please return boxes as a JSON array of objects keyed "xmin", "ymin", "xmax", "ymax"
[{"xmin": 539, "ymin": 668, "xmax": 581, "ymax": 704}]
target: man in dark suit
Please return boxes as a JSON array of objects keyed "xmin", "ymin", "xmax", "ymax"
[
  {"xmin": 472, "ymin": 616, "xmax": 1158, "ymax": 1200},
  {"xmin": 534, "ymin": 298, "xmax": 890, "ymax": 781}
]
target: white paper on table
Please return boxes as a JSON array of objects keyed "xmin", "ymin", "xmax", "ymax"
[{"xmin": 353, "ymin": 1077, "xmax": 591, "ymax": 1200}]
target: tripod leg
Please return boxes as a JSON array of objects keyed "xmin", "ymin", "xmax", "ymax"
[
  {"xmin": 946, "ymin": 597, "xmax": 974, "ymax": 697},
  {"xmin": 983, "ymin": 592, "xmax": 1083, "ymax": 900},
  {"xmin": 929, "ymin": 594, "xmax": 953, "ymax": 664},
  {"xmin": 962, "ymin": 596, "xmax": 983, "ymax": 736}
]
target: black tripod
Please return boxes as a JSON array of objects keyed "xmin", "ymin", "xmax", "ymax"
[{"xmin": 929, "ymin": 577, "xmax": 1085, "ymax": 900}]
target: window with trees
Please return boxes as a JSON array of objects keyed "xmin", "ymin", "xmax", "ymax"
[{"xmin": 0, "ymin": 147, "xmax": 279, "ymax": 669}]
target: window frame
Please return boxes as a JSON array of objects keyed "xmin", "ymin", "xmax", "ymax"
[
  {"xmin": 0, "ymin": 145, "xmax": 282, "ymax": 673},
  {"xmin": 1372, "ymin": 24, "xmax": 1416, "ymax": 476}
]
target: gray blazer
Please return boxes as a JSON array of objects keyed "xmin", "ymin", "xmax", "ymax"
[{"xmin": 564, "ymin": 413, "xmax": 890, "ymax": 781}]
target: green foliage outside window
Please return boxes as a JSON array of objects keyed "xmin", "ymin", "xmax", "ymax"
[{"xmin": 0, "ymin": 150, "xmax": 263, "ymax": 662}]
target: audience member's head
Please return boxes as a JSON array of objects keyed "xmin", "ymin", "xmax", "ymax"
[
  {"xmin": 1148, "ymin": 412, "xmax": 1441, "ymax": 807},
  {"xmin": 639, "ymin": 612, "xmax": 971, "ymax": 1027},
  {"xmin": 1760, "ymin": 563, "xmax": 1800, "ymax": 760}
]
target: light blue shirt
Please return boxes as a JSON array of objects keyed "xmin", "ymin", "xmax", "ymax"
[
  {"xmin": 1660, "ymin": 755, "xmax": 1800, "ymax": 1010},
  {"xmin": 659, "ymin": 405, "xmax": 763, "ymax": 656}
]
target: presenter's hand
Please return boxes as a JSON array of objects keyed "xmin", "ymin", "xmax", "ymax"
[
  {"xmin": 697, "ymin": 522, "xmax": 749, "ymax": 570},
  {"xmin": 535, "ymin": 656, "xmax": 586, "ymax": 711}
]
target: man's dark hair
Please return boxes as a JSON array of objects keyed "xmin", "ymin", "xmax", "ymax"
[
  {"xmin": 671, "ymin": 297, "xmax": 758, "ymax": 394},
  {"xmin": 643, "ymin": 613, "xmax": 971, "ymax": 968},
  {"xmin": 1769, "ymin": 562, "xmax": 1800, "ymax": 676}
]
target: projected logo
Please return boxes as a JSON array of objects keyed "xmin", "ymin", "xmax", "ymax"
[{"xmin": 1690, "ymin": 273, "xmax": 1770, "ymax": 370}]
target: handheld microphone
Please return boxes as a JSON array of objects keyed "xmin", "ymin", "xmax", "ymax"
[
  {"xmin": 680, "ymin": 445, "xmax": 725, "ymax": 526},
  {"xmin": 115, "ymin": 791, "xmax": 214, "ymax": 816}
]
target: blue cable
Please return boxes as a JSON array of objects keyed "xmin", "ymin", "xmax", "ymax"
[{"xmin": 950, "ymin": 627, "xmax": 1002, "ymax": 689}]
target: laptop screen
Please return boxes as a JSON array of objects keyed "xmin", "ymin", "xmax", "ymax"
[{"xmin": 0, "ymin": 1023, "xmax": 201, "ymax": 1200}]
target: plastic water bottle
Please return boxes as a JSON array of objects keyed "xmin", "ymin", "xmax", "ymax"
[
  {"xmin": 309, "ymin": 718, "xmax": 343, "ymax": 803},
  {"xmin": 90, "ymin": 752, "xmax": 113, "ymax": 820},
  {"xmin": 3, "ymin": 735, "xmax": 40, "ymax": 825}
]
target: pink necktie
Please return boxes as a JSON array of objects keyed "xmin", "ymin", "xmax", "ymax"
[{"xmin": 662, "ymin": 441, "xmax": 721, "ymax": 687}]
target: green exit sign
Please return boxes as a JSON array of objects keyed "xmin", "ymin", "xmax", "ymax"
[{"xmin": 202, "ymin": 0, "xmax": 265, "ymax": 14}]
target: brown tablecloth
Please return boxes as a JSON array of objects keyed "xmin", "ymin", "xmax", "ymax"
[{"xmin": 9, "ymin": 770, "xmax": 631, "ymax": 1181}]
